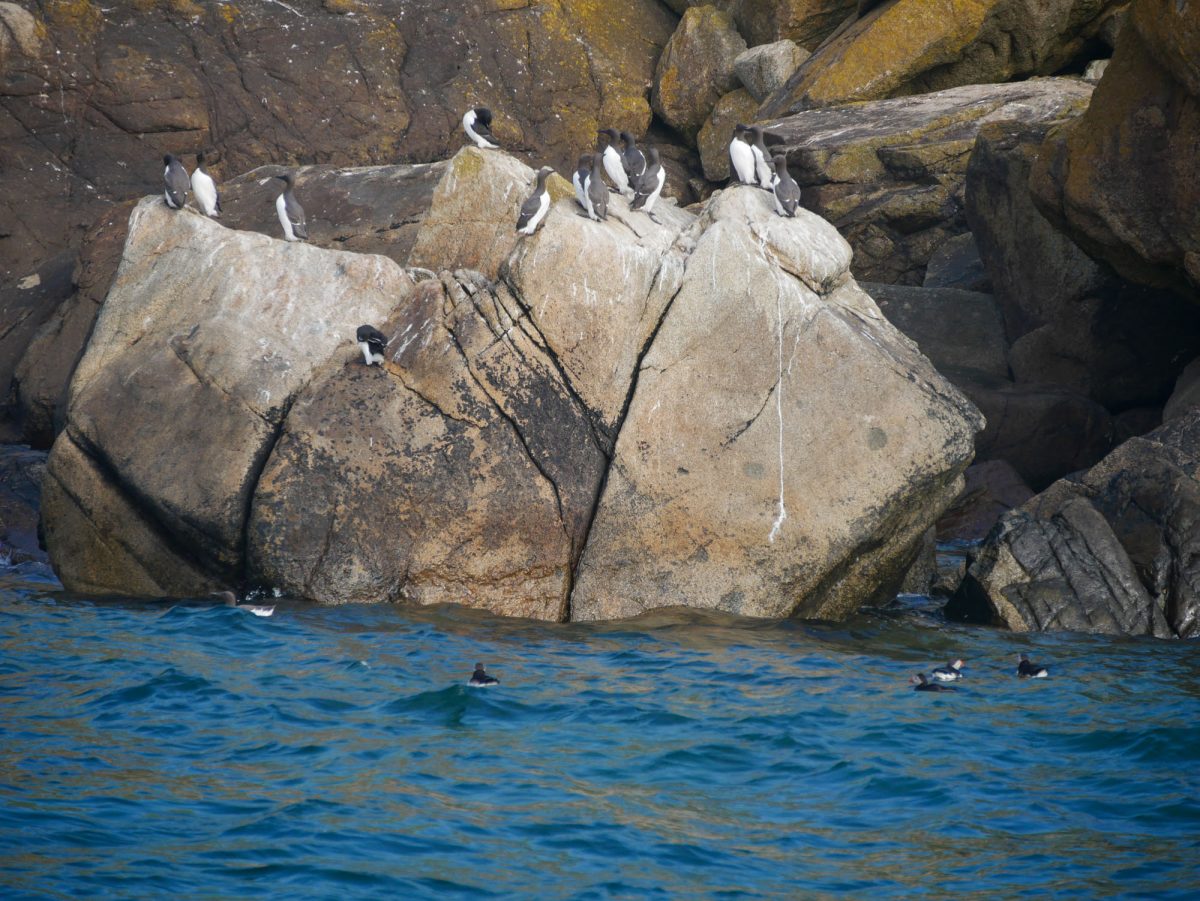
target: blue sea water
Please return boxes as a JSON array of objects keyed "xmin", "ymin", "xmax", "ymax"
[{"xmin": 1, "ymin": 562, "xmax": 1198, "ymax": 899}]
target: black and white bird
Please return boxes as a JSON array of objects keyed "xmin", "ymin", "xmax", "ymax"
[
  {"xmin": 931, "ymin": 659, "xmax": 965, "ymax": 682},
  {"xmin": 213, "ymin": 590, "xmax": 275, "ymax": 618},
  {"xmin": 748, "ymin": 125, "xmax": 774, "ymax": 189},
  {"xmin": 517, "ymin": 166, "xmax": 554, "ymax": 235},
  {"xmin": 597, "ymin": 128, "xmax": 629, "ymax": 195},
  {"xmin": 356, "ymin": 324, "xmax": 388, "ymax": 366},
  {"xmin": 468, "ymin": 663, "xmax": 499, "ymax": 687},
  {"xmin": 1017, "ymin": 654, "xmax": 1049, "ymax": 679},
  {"xmin": 463, "ymin": 107, "xmax": 498, "ymax": 149},
  {"xmin": 573, "ymin": 153, "xmax": 593, "ymax": 211},
  {"xmin": 274, "ymin": 172, "xmax": 308, "ymax": 242},
  {"xmin": 584, "ymin": 152, "xmax": 608, "ymax": 221},
  {"xmin": 911, "ymin": 673, "xmax": 956, "ymax": 692},
  {"xmin": 190, "ymin": 152, "xmax": 221, "ymax": 218},
  {"xmin": 620, "ymin": 131, "xmax": 647, "ymax": 186},
  {"xmin": 771, "ymin": 155, "xmax": 802, "ymax": 217},
  {"xmin": 729, "ymin": 125, "xmax": 756, "ymax": 186},
  {"xmin": 631, "ymin": 147, "xmax": 666, "ymax": 218},
  {"xmin": 163, "ymin": 154, "xmax": 190, "ymax": 210}
]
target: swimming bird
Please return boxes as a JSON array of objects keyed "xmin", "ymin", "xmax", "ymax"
[
  {"xmin": 190, "ymin": 152, "xmax": 221, "ymax": 218},
  {"xmin": 1017, "ymin": 654, "xmax": 1049, "ymax": 678},
  {"xmin": 931, "ymin": 659, "xmax": 965, "ymax": 682},
  {"xmin": 911, "ymin": 673, "xmax": 956, "ymax": 692},
  {"xmin": 517, "ymin": 166, "xmax": 554, "ymax": 235},
  {"xmin": 463, "ymin": 107, "xmax": 498, "ymax": 149},
  {"xmin": 469, "ymin": 663, "xmax": 499, "ymax": 686},
  {"xmin": 748, "ymin": 125, "xmax": 774, "ymax": 189},
  {"xmin": 163, "ymin": 154, "xmax": 190, "ymax": 210},
  {"xmin": 213, "ymin": 590, "xmax": 275, "ymax": 617},
  {"xmin": 597, "ymin": 128, "xmax": 629, "ymax": 195},
  {"xmin": 620, "ymin": 131, "xmax": 647, "ymax": 185},
  {"xmin": 771, "ymin": 155, "xmax": 801, "ymax": 217},
  {"xmin": 573, "ymin": 153, "xmax": 593, "ymax": 211},
  {"xmin": 274, "ymin": 172, "xmax": 308, "ymax": 242},
  {"xmin": 584, "ymin": 153, "xmax": 608, "ymax": 221},
  {"xmin": 356, "ymin": 324, "xmax": 388, "ymax": 366},
  {"xmin": 729, "ymin": 125, "xmax": 756, "ymax": 186},
  {"xmin": 631, "ymin": 147, "xmax": 666, "ymax": 219}
]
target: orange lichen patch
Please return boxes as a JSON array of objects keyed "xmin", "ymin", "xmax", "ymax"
[
  {"xmin": 217, "ymin": 4, "xmax": 238, "ymax": 25},
  {"xmin": 322, "ymin": 0, "xmax": 362, "ymax": 14},
  {"xmin": 45, "ymin": 0, "xmax": 103, "ymax": 33}
]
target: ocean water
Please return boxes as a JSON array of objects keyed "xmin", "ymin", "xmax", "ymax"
[{"xmin": 1, "ymin": 563, "xmax": 1198, "ymax": 899}]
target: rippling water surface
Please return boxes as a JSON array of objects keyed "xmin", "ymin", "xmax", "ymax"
[{"xmin": 1, "ymin": 563, "xmax": 1198, "ymax": 899}]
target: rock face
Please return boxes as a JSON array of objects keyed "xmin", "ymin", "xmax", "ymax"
[
  {"xmin": 936, "ymin": 459, "xmax": 1033, "ymax": 542},
  {"xmin": 653, "ymin": 6, "xmax": 748, "ymax": 141},
  {"xmin": 697, "ymin": 89, "xmax": 762, "ymax": 182},
  {"xmin": 733, "ymin": 0, "xmax": 857, "ymax": 49},
  {"xmin": 733, "ymin": 41, "xmax": 810, "ymax": 103},
  {"xmin": 766, "ymin": 79, "xmax": 1094, "ymax": 284},
  {"xmin": 0, "ymin": 444, "xmax": 48, "ymax": 564},
  {"xmin": 1030, "ymin": 0, "xmax": 1200, "ymax": 300},
  {"xmin": 956, "ymin": 410, "xmax": 1200, "ymax": 638},
  {"xmin": 570, "ymin": 188, "xmax": 983, "ymax": 622},
  {"xmin": 760, "ymin": 0, "xmax": 1124, "ymax": 116}
]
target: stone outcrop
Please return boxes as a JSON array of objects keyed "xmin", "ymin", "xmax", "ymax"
[
  {"xmin": 733, "ymin": 41, "xmax": 810, "ymax": 103},
  {"xmin": 733, "ymin": 0, "xmax": 857, "ymax": 49},
  {"xmin": 766, "ymin": 79, "xmax": 1094, "ymax": 284},
  {"xmin": 759, "ymin": 0, "xmax": 1125, "ymax": 116},
  {"xmin": 923, "ymin": 233, "xmax": 990, "ymax": 293},
  {"xmin": 653, "ymin": 5, "xmax": 747, "ymax": 141},
  {"xmin": 936, "ymin": 459, "xmax": 1033, "ymax": 542}
]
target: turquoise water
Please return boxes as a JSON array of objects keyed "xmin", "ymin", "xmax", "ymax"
[{"xmin": 1, "ymin": 563, "xmax": 1198, "ymax": 899}]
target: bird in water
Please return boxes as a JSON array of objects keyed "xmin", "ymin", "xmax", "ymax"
[
  {"xmin": 911, "ymin": 673, "xmax": 956, "ymax": 692},
  {"xmin": 213, "ymin": 590, "xmax": 275, "ymax": 617},
  {"xmin": 573, "ymin": 153, "xmax": 593, "ymax": 211},
  {"xmin": 469, "ymin": 663, "xmax": 499, "ymax": 686},
  {"xmin": 1017, "ymin": 654, "xmax": 1049, "ymax": 678},
  {"xmin": 771, "ymin": 155, "xmax": 801, "ymax": 218},
  {"xmin": 516, "ymin": 166, "xmax": 554, "ymax": 236},
  {"xmin": 631, "ymin": 147, "xmax": 666, "ymax": 221},
  {"xmin": 584, "ymin": 153, "xmax": 608, "ymax": 221},
  {"xmin": 356, "ymin": 324, "xmax": 388, "ymax": 366},
  {"xmin": 274, "ymin": 172, "xmax": 308, "ymax": 242},
  {"xmin": 597, "ymin": 128, "xmax": 629, "ymax": 195},
  {"xmin": 729, "ymin": 124, "xmax": 756, "ymax": 186},
  {"xmin": 162, "ymin": 154, "xmax": 190, "ymax": 210},
  {"xmin": 190, "ymin": 152, "xmax": 221, "ymax": 218},
  {"xmin": 463, "ymin": 107, "xmax": 498, "ymax": 149},
  {"xmin": 747, "ymin": 125, "xmax": 774, "ymax": 189},
  {"xmin": 931, "ymin": 658, "xmax": 965, "ymax": 682},
  {"xmin": 620, "ymin": 131, "xmax": 647, "ymax": 186}
]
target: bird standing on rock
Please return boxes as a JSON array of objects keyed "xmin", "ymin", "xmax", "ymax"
[
  {"xmin": 274, "ymin": 172, "xmax": 308, "ymax": 242},
  {"xmin": 620, "ymin": 131, "xmax": 647, "ymax": 186},
  {"xmin": 631, "ymin": 147, "xmax": 666, "ymax": 219},
  {"xmin": 771, "ymin": 155, "xmax": 801, "ymax": 217},
  {"xmin": 597, "ymin": 128, "xmax": 629, "ymax": 195},
  {"xmin": 517, "ymin": 166, "xmax": 554, "ymax": 236},
  {"xmin": 729, "ymin": 125, "xmax": 756, "ymax": 186},
  {"xmin": 573, "ymin": 153, "xmax": 593, "ymax": 211},
  {"xmin": 748, "ymin": 125, "xmax": 774, "ymax": 189},
  {"xmin": 356, "ymin": 325, "xmax": 388, "ymax": 366},
  {"xmin": 191, "ymin": 152, "xmax": 221, "ymax": 218},
  {"xmin": 463, "ymin": 107, "xmax": 498, "ymax": 149},
  {"xmin": 584, "ymin": 153, "xmax": 608, "ymax": 221},
  {"xmin": 163, "ymin": 154, "xmax": 190, "ymax": 210}
]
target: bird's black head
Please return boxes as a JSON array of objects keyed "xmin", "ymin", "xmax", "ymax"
[
  {"xmin": 620, "ymin": 131, "xmax": 638, "ymax": 147},
  {"xmin": 597, "ymin": 128, "xmax": 618, "ymax": 147},
  {"xmin": 196, "ymin": 152, "xmax": 205, "ymax": 166},
  {"xmin": 475, "ymin": 107, "xmax": 493, "ymax": 126},
  {"xmin": 275, "ymin": 172, "xmax": 294, "ymax": 187},
  {"xmin": 474, "ymin": 663, "xmax": 485, "ymax": 672},
  {"xmin": 163, "ymin": 154, "xmax": 174, "ymax": 166},
  {"xmin": 577, "ymin": 153, "xmax": 593, "ymax": 168}
]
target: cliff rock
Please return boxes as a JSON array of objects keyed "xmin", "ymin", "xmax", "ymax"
[{"xmin": 653, "ymin": 6, "xmax": 748, "ymax": 142}]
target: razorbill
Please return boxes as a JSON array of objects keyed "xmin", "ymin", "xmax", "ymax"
[
  {"xmin": 468, "ymin": 663, "xmax": 499, "ymax": 686},
  {"xmin": 911, "ymin": 673, "xmax": 956, "ymax": 692},
  {"xmin": 748, "ymin": 125, "xmax": 774, "ymax": 189},
  {"xmin": 931, "ymin": 659, "xmax": 965, "ymax": 682},
  {"xmin": 163, "ymin": 154, "xmax": 190, "ymax": 210},
  {"xmin": 463, "ymin": 107, "xmax": 498, "ymax": 149},
  {"xmin": 729, "ymin": 125, "xmax": 756, "ymax": 186},
  {"xmin": 771, "ymin": 155, "xmax": 801, "ymax": 217},
  {"xmin": 620, "ymin": 131, "xmax": 647, "ymax": 185},
  {"xmin": 631, "ymin": 147, "xmax": 665, "ymax": 218},
  {"xmin": 274, "ymin": 172, "xmax": 308, "ymax": 242},
  {"xmin": 517, "ymin": 166, "xmax": 554, "ymax": 235},
  {"xmin": 190, "ymin": 152, "xmax": 221, "ymax": 218},
  {"xmin": 597, "ymin": 128, "xmax": 629, "ymax": 195},
  {"xmin": 1017, "ymin": 654, "xmax": 1049, "ymax": 678},
  {"xmin": 584, "ymin": 153, "xmax": 608, "ymax": 221},
  {"xmin": 213, "ymin": 590, "xmax": 275, "ymax": 617},
  {"xmin": 356, "ymin": 324, "xmax": 388, "ymax": 366},
  {"xmin": 573, "ymin": 153, "xmax": 593, "ymax": 211}
]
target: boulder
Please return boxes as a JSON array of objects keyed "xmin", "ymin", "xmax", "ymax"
[
  {"xmin": 936, "ymin": 459, "xmax": 1033, "ymax": 542},
  {"xmin": 922, "ymin": 233, "xmax": 991, "ymax": 293},
  {"xmin": 733, "ymin": 40, "xmax": 810, "ymax": 102},
  {"xmin": 1030, "ymin": 0, "xmax": 1200, "ymax": 300},
  {"xmin": 570, "ymin": 187, "xmax": 984, "ymax": 622},
  {"xmin": 697, "ymin": 89, "xmax": 762, "ymax": 182},
  {"xmin": 766, "ymin": 79, "xmax": 1094, "ymax": 284},
  {"xmin": 0, "ymin": 444, "xmax": 48, "ymax": 564},
  {"xmin": 652, "ymin": 6, "xmax": 748, "ymax": 142},
  {"xmin": 759, "ymin": 0, "xmax": 1125, "ymax": 116},
  {"xmin": 1164, "ymin": 358, "xmax": 1200, "ymax": 422},
  {"xmin": 732, "ymin": 0, "xmax": 858, "ymax": 50}
]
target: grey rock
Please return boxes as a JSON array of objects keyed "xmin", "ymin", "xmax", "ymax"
[
  {"xmin": 734, "ymin": 40, "xmax": 811, "ymax": 102},
  {"xmin": 936, "ymin": 459, "xmax": 1033, "ymax": 542},
  {"xmin": 1164, "ymin": 358, "xmax": 1200, "ymax": 422},
  {"xmin": 1083, "ymin": 58, "xmax": 1110, "ymax": 82},
  {"xmin": 922, "ymin": 232, "xmax": 991, "ymax": 293}
]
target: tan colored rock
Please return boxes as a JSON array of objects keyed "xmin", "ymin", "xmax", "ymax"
[
  {"xmin": 570, "ymin": 187, "xmax": 983, "ymax": 622},
  {"xmin": 653, "ymin": 6, "xmax": 748, "ymax": 141},
  {"xmin": 733, "ymin": 0, "xmax": 857, "ymax": 49},
  {"xmin": 733, "ymin": 40, "xmax": 810, "ymax": 102},
  {"xmin": 697, "ymin": 89, "xmax": 762, "ymax": 183}
]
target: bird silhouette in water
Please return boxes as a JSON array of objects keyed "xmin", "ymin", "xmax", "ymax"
[
  {"xmin": 469, "ymin": 663, "xmax": 499, "ymax": 686},
  {"xmin": 911, "ymin": 673, "xmax": 955, "ymax": 692},
  {"xmin": 1017, "ymin": 654, "xmax": 1049, "ymax": 678}
]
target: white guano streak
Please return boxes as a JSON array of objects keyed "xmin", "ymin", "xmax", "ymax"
[{"xmin": 768, "ymin": 277, "xmax": 788, "ymax": 544}]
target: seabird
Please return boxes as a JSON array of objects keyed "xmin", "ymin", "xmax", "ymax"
[
  {"xmin": 729, "ymin": 125, "xmax": 756, "ymax": 186},
  {"xmin": 274, "ymin": 172, "xmax": 308, "ymax": 242},
  {"xmin": 620, "ymin": 131, "xmax": 647, "ymax": 185},
  {"xmin": 748, "ymin": 125, "xmax": 774, "ymax": 189},
  {"xmin": 597, "ymin": 128, "xmax": 629, "ymax": 195},
  {"xmin": 931, "ymin": 659, "xmax": 965, "ymax": 682},
  {"xmin": 213, "ymin": 590, "xmax": 275, "ymax": 617},
  {"xmin": 631, "ymin": 147, "xmax": 666, "ymax": 218},
  {"xmin": 463, "ymin": 107, "xmax": 498, "ymax": 149},
  {"xmin": 190, "ymin": 152, "xmax": 221, "ymax": 218},
  {"xmin": 468, "ymin": 663, "xmax": 499, "ymax": 686},
  {"xmin": 911, "ymin": 673, "xmax": 956, "ymax": 692},
  {"xmin": 162, "ymin": 154, "xmax": 190, "ymax": 210},
  {"xmin": 573, "ymin": 153, "xmax": 593, "ymax": 211},
  {"xmin": 516, "ymin": 166, "xmax": 554, "ymax": 235},
  {"xmin": 1017, "ymin": 654, "xmax": 1049, "ymax": 678},
  {"xmin": 356, "ymin": 324, "xmax": 388, "ymax": 366},
  {"xmin": 584, "ymin": 153, "xmax": 608, "ymax": 221},
  {"xmin": 771, "ymin": 155, "xmax": 802, "ymax": 217}
]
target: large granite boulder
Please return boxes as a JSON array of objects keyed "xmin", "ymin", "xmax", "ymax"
[
  {"xmin": 765, "ymin": 79, "xmax": 1094, "ymax": 284},
  {"xmin": 1030, "ymin": 0, "xmax": 1200, "ymax": 300},
  {"xmin": 570, "ymin": 187, "xmax": 983, "ymax": 622},
  {"xmin": 652, "ymin": 5, "xmax": 748, "ymax": 142},
  {"xmin": 733, "ymin": 40, "xmax": 810, "ymax": 102},
  {"xmin": 733, "ymin": 0, "xmax": 858, "ymax": 50},
  {"xmin": 760, "ymin": 0, "xmax": 1125, "ymax": 116}
]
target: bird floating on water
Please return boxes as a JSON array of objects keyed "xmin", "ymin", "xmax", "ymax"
[
  {"xmin": 1017, "ymin": 654, "xmax": 1049, "ymax": 678},
  {"xmin": 517, "ymin": 166, "xmax": 554, "ymax": 235},
  {"xmin": 911, "ymin": 673, "xmax": 956, "ymax": 692},
  {"xmin": 274, "ymin": 172, "xmax": 308, "ymax": 242},
  {"xmin": 191, "ymin": 152, "xmax": 221, "ymax": 218},
  {"xmin": 163, "ymin": 154, "xmax": 190, "ymax": 210},
  {"xmin": 463, "ymin": 107, "xmax": 498, "ymax": 149},
  {"xmin": 469, "ymin": 663, "xmax": 499, "ymax": 686},
  {"xmin": 213, "ymin": 590, "xmax": 275, "ymax": 617},
  {"xmin": 931, "ymin": 659, "xmax": 965, "ymax": 682},
  {"xmin": 356, "ymin": 324, "xmax": 387, "ymax": 366}
]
